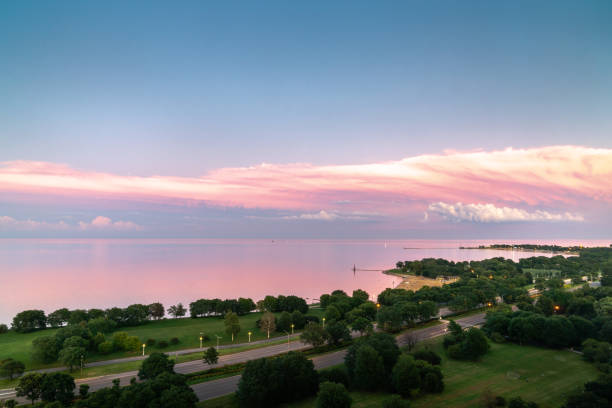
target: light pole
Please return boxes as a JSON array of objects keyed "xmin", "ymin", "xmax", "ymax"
[
  {"xmin": 284, "ymin": 331, "xmax": 290, "ymax": 351},
  {"xmin": 322, "ymin": 317, "xmax": 326, "ymax": 328},
  {"xmin": 290, "ymin": 323, "xmax": 294, "ymax": 335},
  {"xmin": 199, "ymin": 336, "xmax": 203, "ymax": 349},
  {"xmin": 248, "ymin": 331, "xmax": 252, "ymax": 342},
  {"xmin": 215, "ymin": 335, "xmax": 221, "ymax": 348},
  {"xmin": 80, "ymin": 355, "xmax": 84, "ymax": 376},
  {"xmin": 142, "ymin": 343, "xmax": 146, "ymax": 356}
]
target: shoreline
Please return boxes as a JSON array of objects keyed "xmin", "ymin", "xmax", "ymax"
[
  {"xmin": 459, "ymin": 246, "xmax": 579, "ymax": 255},
  {"xmin": 383, "ymin": 269, "xmax": 459, "ymax": 291}
]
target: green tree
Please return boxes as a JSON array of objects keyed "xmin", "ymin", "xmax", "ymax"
[
  {"xmin": 316, "ymin": 381, "xmax": 352, "ymax": 408},
  {"xmin": 40, "ymin": 372, "xmax": 75, "ymax": 406},
  {"xmin": 168, "ymin": 303, "xmax": 187, "ymax": 318},
  {"xmin": 461, "ymin": 328, "xmax": 490, "ymax": 360},
  {"xmin": 324, "ymin": 305, "xmax": 342, "ymax": 323},
  {"xmin": 392, "ymin": 354, "xmax": 421, "ymax": 397},
  {"xmin": 301, "ymin": 321, "xmax": 328, "ymax": 348},
  {"xmin": 416, "ymin": 360, "xmax": 444, "ymax": 393},
  {"xmin": 292, "ymin": 310, "xmax": 306, "ymax": 329},
  {"xmin": 0, "ymin": 359, "xmax": 25, "ymax": 380},
  {"xmin": 353, "ymin": 345, "xmax": 386, "ymax": 390},
  {"xmin": 148, "ymin": 302, "xmax": 165, "ymax": 320},
  {"xmin": 11, "ymin": 310, "xmax": 46, "ymax": 333},
  {"xmin": 16, "ymin": 373, "xmax": 44, "ymax": 405},
  {"xmin": 352, "ymin": 317, "xmax": 373, "ymax": 336},
  {"xmin": 236, "ymin": 358, "xmax": 276, "ymax": 407},
  {"xmin": 32, "ymin": 335, "xmax": 59, "ymax": 364},
  {"xmin": 595, "ymin": 297, "xmax": 612, "ymax": 316},
  {"xmin": 377, "ymin": 305, "xmax": 404, "ymax": 333},
  {"xmin": 59, "ymin": 345, "xmax": 86, "ymax": 372},
  {"xmin": 47, "ymin": 308, "xmax": 71, "ymax": 328},
  {"xmin": 138, "ymin": 352, "xmax": 175, "ymax": 380},
  {"xmin": 352, "ymin": 289, "xmax": 370, "ymax": 305},
  {"xmin": 326, "ymin": 321, "xmax": 351, "ymax": 346},
  {"xmin": 345, "ymin": 333, "xmax": 400, "ymax": 381},
  {"xmin": 224, "ymin": 312, "xmax": 241, "ymax": 342},
  {"xmin": 277, "ymin": 311, "xmax": 293, "ymax": 332},
  {"xmin": 0, "ymin": 323, "xmax": 8, "ymax": 334},
  {"xmin": 203, "ymin": 347, "xmax": 219, "ymax": 365},
  {"xmin": 68, "ymin": 309, "xmax": 88, "ymax": 325},
  {"xmin": 2, "ymin": 399, "xmax": 18, "ymax": 408},
  {"xmin": 259, "ymin": 312, "xmax": 276, "ymax": 338},
  {"xmin": 86, "ymin": 317, "xmax": 116, "ymax": 334}
]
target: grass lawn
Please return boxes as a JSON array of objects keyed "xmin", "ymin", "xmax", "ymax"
[
  {"xmin": 523, "ymin": 268, "xmax": 561, "ymax": 278},
  {"xmin": 0, "ymin": 309, "xmax": 324, "ymax": 370},
  {"xmin": 201, "ymin": 339, "xmax": 598, "ymax": 408}
]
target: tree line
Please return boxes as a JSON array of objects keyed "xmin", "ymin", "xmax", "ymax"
[
  {"xmin": 5, "ymin": 352, "xmax": 198, "ymax": 408},
  {"xmin": 6, "ymin": 294, "xmax": 310, "ymax": 334}
]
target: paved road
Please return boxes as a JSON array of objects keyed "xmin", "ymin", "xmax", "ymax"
[
  {"xmin": 0, "ymin": 313, "xmax": 485, "ymax": 403},
  {"xmin": 191, "ymin": 313, "xmax": 486, "ymax": 402},
  {"xmin": 13, "ymin": 332, "xmax": 305, "ymax": 376}
]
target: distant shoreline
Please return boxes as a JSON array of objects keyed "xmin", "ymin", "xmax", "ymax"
[{"xmin": 459, "ymin": 246, "xmax": 579, "ymax": 255}]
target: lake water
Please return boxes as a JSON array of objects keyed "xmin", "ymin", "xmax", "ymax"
[{"xmin": 0, "ymin": 238, "xmax": 608, "ymax": 324}]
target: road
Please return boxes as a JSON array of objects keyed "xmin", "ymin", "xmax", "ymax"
[
  {"xmin": 0, "ymin": 313, "xmax": 485, "ymax": 403},
  {"xmin": 14, "ymin": 332, "xmax": 305, "ymax": 376},
  {"xmin": 191, "ymin": 313, "xmax": 485, "ymax": 402}
]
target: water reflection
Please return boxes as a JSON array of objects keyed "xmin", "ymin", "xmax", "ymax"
[{"xmin": 0, "ymin": 238, "xmax": 606, "ymax": 323}]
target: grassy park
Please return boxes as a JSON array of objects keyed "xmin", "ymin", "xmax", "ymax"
[
  {"xmin": 199, "ymin": 340, "xmax": 598, "ymax": 408},
  {"xmin": 0, "ymin": 309, "xmax": 323, "ymax": 370}
]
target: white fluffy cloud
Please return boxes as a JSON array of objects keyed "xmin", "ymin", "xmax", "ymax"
[
  {"xmin": 79, "ymin": 216, "xmax": 141, "ymax": 230},
  {"xmin": 427, "ymin": 202, "xmax": 584, "ymax": 223}
]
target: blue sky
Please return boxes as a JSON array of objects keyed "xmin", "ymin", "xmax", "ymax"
[{"xmin": 0, "ymin": 1, "xmax": 611, "ymax": 238}]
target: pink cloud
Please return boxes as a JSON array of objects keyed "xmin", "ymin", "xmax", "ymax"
[
  {"xmin": 0, "ymin": 146, "xmax": 610, "ymax": 217},
  {"xmin": 79, "ymin": 216, "xmax": 141, "ymax": 230}
]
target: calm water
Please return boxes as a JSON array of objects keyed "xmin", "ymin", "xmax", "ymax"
[{"xmin": 0, "ymin": 238, "xmax": 608, "ymax": 324}]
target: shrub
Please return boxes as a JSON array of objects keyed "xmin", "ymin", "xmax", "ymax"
[
  {"xmin": 316, "ymin": 381, "xmax": 352, "ymax": 408},
  {"xmin": 411, "ymin": 350, "xmax": 441, "ymax": 365},
  {"xmin": 490, "ymin": 332, "xmax": 506, "ymax": 343},
  {"xmin": 392, "ymin": 354, "xmax": 420, "ymax": 397},
  {"xmin": 146, "ymin": 339, "xmax": 156, "ymax": 347},
  {"xmin": 123, "ymin": 336, "xmax": 141, "ymax": 352},
  {"xmin": 495, "ymin": 396, "xmax": 507, "ymax": 406},
  {"xmin": 170, "ymin": 337, "xmax": 180, "ymax": 345},
  {"xmin": 98, "ymin": 341, "xmax": 113, "ymax": 354},
  {"xmin": 0, "ymin": 324, "xmax": 8, "ymax": 334},
  {"xmin": 382, "ymin": 395, "xmax": 411, "ymax": 408},
  {"xmin": 158, "ymin": 340, "xmax": 169, "ymax": 348},
  {"xmin": 318, "ymin": 366, "xmax": 350, "ymax": 387},
  {"xmin": 111, "ymin": 332, "xmax": 129, "ymax": 350}
]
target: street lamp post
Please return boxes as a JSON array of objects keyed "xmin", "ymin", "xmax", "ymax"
[
  {"xmin": 215, "ymin": 335, "xmax": 221, "ymax": 348},
  {"xmin": 322, "ymin": 317, "xmax": 326, "ymax": 328},
  {"xmin": 200, "ymin": 336, "xmax": 203, "ymax": 349},
  {"xmin": 248, "ymin": 331, "xmax": 252, "ymax": 342},
  {"xmin": 142, "ymin": 343, "xmax": 146, "ymax": 356},
  {"xmin": 284, "ymin": 331, "xmax": 290, "ymax": 351},
  {"xmin": 290, "ymin": 323, "xmax": 294, "ymax": 335},
  {"xmin": 80, "ymin": 355, "xmax": 84, "ymax": 376}
]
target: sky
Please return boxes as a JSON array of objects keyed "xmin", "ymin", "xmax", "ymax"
[{"xmin": 0, "ymin": 0, "xmax": 611, "ymax": 239}]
